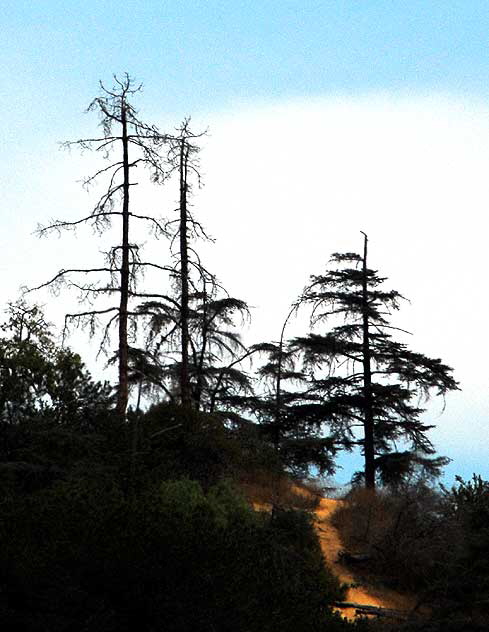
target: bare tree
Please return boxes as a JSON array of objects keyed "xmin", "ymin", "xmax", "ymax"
[
  {"xmin": 27, "ymin": 74, "xmax": 172, "ymax": 417},
  {"xmin": 175, "ymin": 123, "xmax": 194, "ymax": 405}
]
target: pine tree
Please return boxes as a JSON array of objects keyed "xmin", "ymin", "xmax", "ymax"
[
  {"xmin": 295, "ymin": 233, "xmax": 458, "ymax": 489},
  {"xmin": 138, "ymin": 291, "xmax": 252, "ymax": 410}
]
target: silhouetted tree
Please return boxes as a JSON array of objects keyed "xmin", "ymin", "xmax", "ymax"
[
  {"xmin": 28, "ymin": 75, "xmax": 170, "ymax": 417},
  {"xmin": 137, "ymin": 121, "xmax": 252, "ymax": 411},
  {"xmin": 175, "ymin": 123, "xmax": 194, "ymax": 406},
  {"xmin": 227, "ymin": 308, "xmax": 339, "ymax": 479},
  {"xmin": 295, "ymin": 233, "xmax": 458, "ymax": 489},
  {"xmin": 139, "ymin": 291, "xmax": 252, "ymax": 409}
]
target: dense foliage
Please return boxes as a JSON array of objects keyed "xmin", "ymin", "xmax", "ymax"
[
  {"xmin": 1, "ymin": 367, "xmax": 351, "ymax": 631},
  {"xmin": 2, "ymin": 475, "xmax": 348, "ymax": 632}
]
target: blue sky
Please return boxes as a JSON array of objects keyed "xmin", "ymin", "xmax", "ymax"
[
  {"xmin": 4, "ymin": 1, "xmax": 489, "ymax": 163},
  {"xmin": 4, "ymin": 1, "xmax": 489, "ymax": 124},
  {"xmin": 2, "ymin": 2, "xmax": 489, "ymax": 486}
]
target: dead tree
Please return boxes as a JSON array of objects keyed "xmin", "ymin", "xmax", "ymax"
[
  {"xmin": 176, "ymin": 126, "xmax": 193, "ymax": 406},
  {"xmin": 27, "ymin": 75, "xmax": 172, "ymax": 417},
  {"xmin": 136, "ymin": 120, "xmax": 252, "ymax": 409}
]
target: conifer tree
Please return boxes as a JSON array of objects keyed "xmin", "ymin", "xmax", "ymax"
[
  {"xmin": 138, "ymin": 290, "xmax": 252, "ymax": 410},
  {"xmin": 295, "ymin": 234, "xmax": 458, "ymax": 489},
  {"xmin": 228, "ymin": 308, "xmax": 339, "ymax": 478},
  {"xmin": 136, "ymin": 121, "xmax": 251, "ymax": 410}
]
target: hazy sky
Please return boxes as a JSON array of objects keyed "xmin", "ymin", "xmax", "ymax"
[{"xmin": 2, "ymin": 1, "xmax": 489, "ymax": 484}]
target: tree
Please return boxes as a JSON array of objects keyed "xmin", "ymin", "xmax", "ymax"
[
  {"xmin": 227, "ymin": 307, "xmax": 339, "ymax": 479},
  {"xmin": 139, "ymin": 291, "xmax": 252, "ymax": 410},
  {"xmin": 0, "ymin": 301, "xmax": 111, "ymax": 426},
  {"xmin": 0, "ymin": 302, "xmax": 53, "ymax": 424},
  {"xmin": 136, "ymin": 121, "xmax": 252, "ymax": 411},
  {"xmin": 295, "ymin": 233, "xmax": 458, "ymax": 489},
  {"xmin": 28, "ymin": 75, "xmax": 170, "ymax": 418}
]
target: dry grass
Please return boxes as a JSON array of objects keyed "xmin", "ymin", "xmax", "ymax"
[
  {"xmin": 331, "ymin": 484, "xmax": 454, "ymax": 598},
  {"xmin": 331, "ymin": 487, "xmax": 398, "ymax": 554},
  {"xmin": 240, "ymin": 470, "xmax": 323, "ymax": 512}
]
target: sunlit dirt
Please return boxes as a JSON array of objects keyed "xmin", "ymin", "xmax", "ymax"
[
  {"xmin": 316, "ymin": 497, "xmax": 416, "ymax": 620},
  {"xmin": 250, "ymin": 483, "xmax": 416, "ymax": 621}
]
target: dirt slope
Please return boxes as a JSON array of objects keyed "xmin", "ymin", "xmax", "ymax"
[
  {"xmin": 248, "ymin": 481, "xmax": 416, "ymax": 620},
  {"xmin": 316, "ymin": 497, "xmax": 416, "ymax": 620}
]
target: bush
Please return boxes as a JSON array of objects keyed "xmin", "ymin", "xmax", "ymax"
[
  {"xmin": 332, "ymin": 479, "xmax": 489, "ymax": 627},
  {"xmin": 131, "ymin": 403, "xmax": 280, "ymax": 490},
  {"xmin": 1, "ymin": 476, "xmax": 349, "ymax": 632},
  {"xmin": 331, "ymin": 483, "xmax": 461, "ymax": 593},
  {"xmin": 437, "ymin": 475, "xmax": 489, "ymax": 618}
]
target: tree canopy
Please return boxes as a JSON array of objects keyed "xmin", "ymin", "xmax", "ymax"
[{"xmin": 294, "ymin": 234, "xmax": 458, "ymax": 488}]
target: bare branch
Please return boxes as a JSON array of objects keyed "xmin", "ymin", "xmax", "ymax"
[
  {"xmin": 24, "ymin": 268, "xmax": 116, "ymax": 294},
  {"xmin": 127, "ymin": 212, "xmax": 169, "ymax": 236},
  {"xmin": 36, "ymin": 212, "xmax": 121, "ymax": 236}
]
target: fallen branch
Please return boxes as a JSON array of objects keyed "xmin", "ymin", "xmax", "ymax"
[
  {"xmin": 333, "ymin": 601, "xmax": 409, "ymax": 620},
  {"xmin": 337, "ymin": 550, "xmax": 372, "ymax": 564}
]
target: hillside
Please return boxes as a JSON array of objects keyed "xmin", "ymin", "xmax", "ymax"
[
  {"xmin": 316, "ymin": 496, "xmax": 417, "ymax": 620},
  {"xmin": 249, "ymin": 480, "xmax": 418, "ymax": 622}
]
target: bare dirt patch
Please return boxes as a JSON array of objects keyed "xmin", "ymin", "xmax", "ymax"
[{"xmin": 316, "ymin": 497, "xmax": 417, "ymax": 620}]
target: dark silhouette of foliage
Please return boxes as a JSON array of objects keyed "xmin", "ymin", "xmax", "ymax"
[
  {"xmin": 438, "ymin": 475, "xmax": 489, "ymax": 618},
  {"xmin": 1, "ymin": 471, "xmax": 349, "ymax": 631},
  {"xmin": 135, "ymin": 121, "xmax": 252, "ymax": 411},
  {"xmin": 295, "ymin": 234, "xmax": 458, "ymax": 488},
  {"xmin": 233, "ymin": 338, "xmax": 339, "ymax": 479},
  {"xmin": 138, "ymin": 292, "xmax": 252, "ymax": 410},
  {"xmin": 0, "ymin": 301, "xmax": 111, "ymax": 427},
  {"xmin": 129, "ymin": 402, "xmax": 279, "ymax": 489}
]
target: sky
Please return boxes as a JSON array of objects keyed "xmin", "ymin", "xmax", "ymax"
[{"xmin": 2, "ymin": 1, "xmax": 489, "ymax": 485}]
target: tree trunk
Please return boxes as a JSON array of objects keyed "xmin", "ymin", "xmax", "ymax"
[
  {"xmin": 271, "ymin": 306, "xmax": 296, "ymax": 514},
  {"xmin": 193, "ymin": 282, "xmax": 208, "ymax": 409},
  {"xmin": 179, "ymin": 140, "xmax": 191, "ymax": 407},
  {"xmin": 361, "ymin": 232, "xmax": 376, "ymax": 489},
  {"xmin": 274, "ymin": 307, "xmax": 295, "ymax": 450},
  {"xmin": 116, "ymin": 100, "xmax": 130, "ymax": 418},
  {"xmin": 129, "ymin": 380, "xmax": 142, "ymax": 495}
]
